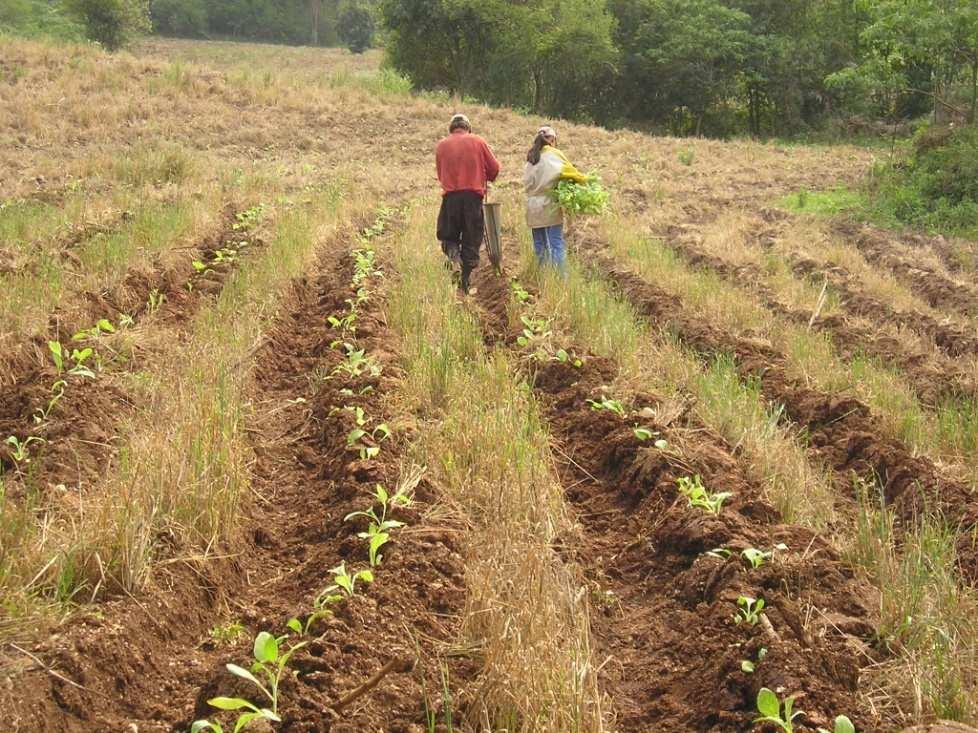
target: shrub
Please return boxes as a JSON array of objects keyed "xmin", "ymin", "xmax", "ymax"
[
  {"xmin": 870, "ymin": 123, "xmax": 978, "ymax": 237},
  {"xmin": 64, "ymin": 0, "xmax": 150, "ymax": 50},
  {"xmin": 338, "ymin": 3, "xmax": 373, "ymax": 54}
]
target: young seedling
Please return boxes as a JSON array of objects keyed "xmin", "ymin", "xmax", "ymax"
[
  {"xmin": 345, "ymin": 483, "xmax": 411, "ymax": 566},
  {"xmin": 34, "ymin": 380, "xmax": 66, "ymax": 424},
  {"xmin": 48, "ymin": 341, "xmax": 64, "ymax": 374},
  {"xmin": 327, "ymin": 561, "xmax": 374, "ymax": 597},
  {"xmin": 553, "ymin": 348, "xmax": 583, "ymax": 368},
  {"xmin": 586, "ymin": 397, "xmax": 626, "ymax": 417},
  {"xmin": 194, "ymin": 628, "xmax": 302, "ymax": 733},
  {"xmin": 734, "ymin": 595, "xmax": 765, "ymax": 626},
  {"xmin": 706, "ymin": 547, "xmax": 732, "ymax": 560},
  {"xmin": 633, "ymin": 427, "xmax": 655, "ymax": 441},
  {"xmin": 5, "ymin": 435, "xmax": 45, "ymax": 463},
  {"xmin": 740, "ymin": 646, "xmax": 767, "ymax": 673},
  {"xmin": 288, "ymin": 582, "xmax": 339, "ymax": 637},
  {"xmin": 742, "ymin": 543, "xmax": 788, "ymax": 569},
  {"xmin": 71, "ymin": 318, "xmax": 115, "ymax": 342},
  {"xmin": 510, "ymin": 280, "xmax": 531, "ymax": 304},
  {"xmin": 232, "ymin": 203, "xmax": 265, "ymax": 231},
  {"xmin": 677, "ymin": 475, "xmax": 732, "ymax": 515},
  {"xmin": 516, "ymin": 315, "xmax": 552, "ymax": 347},
  {"xmin": 68, "ymin": 347, "xmax": 96, "ymax": 378},
  {"xmin": 818, "ymin": 716, "xmax": 856, "ymax": 733},
  {"xmin": 209, "ymin": 621, "xmax": 247, "ymax": 646},
  {"xmin": 332, "ymin": 344, "xmax": 381, "ymax": 379},
  {"xmin": 754, "ymin": 687, "xmax": 802, "ymax": 732},
  {"xmin": 346, "ymin": 423, "xmax": 390, "ymax": 460},
  {"xmin": 147, "ymin": 288, "xmax": 165, "ymax": 314}
]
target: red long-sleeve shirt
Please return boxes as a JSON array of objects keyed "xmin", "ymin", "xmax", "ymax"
[{"xmin": 435, "ymin": 129, "xmax": 500, "ymax": 197}]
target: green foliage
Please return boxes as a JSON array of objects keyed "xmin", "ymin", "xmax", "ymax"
[
  {"xmin": 337, "ymin": 2, "xmax": 373, "ymax": 54},
  {"xmin": 553, "ymin": 176, "xmax": 610, "ymax": 216},
  {"xmin": 677, "ymin": 475, "xmax": 732, "ymax": 515},
  {"xmin": 64, "ymin": 0, "xmax": 150, "ymax": 50},
  {"xmin": 381, "ymin": 0, "xmax": 617, "ymax": 119},
  {"xmin": 0, "ymin": 0, "xmax": 85, "ymax": 41},
  {"xmin": 755, "ymin": 687, "xmax": 802, "ymax": 732},
  {"xmin": 780, "ymin": 186, "xmax": 865, "ymax": 216},
  {"xmin": 734, "ymin": 595, "xmax": 765, "ymax": 626},
  {"xmin": 870, "ymin": 124, "xmax": 978, "ymax": 237},
  {"xmin": 150, "ymin": 0, "xmax": 206, "ymax": 37}
]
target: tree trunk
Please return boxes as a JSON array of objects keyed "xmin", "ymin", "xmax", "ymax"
[
  {"xmin": 971, "ymin": 56, "xmax": 978, "ymax": 123},
  {"xmin": 310, "ymin": 0, "xmax": 320, "ymax": 46}
]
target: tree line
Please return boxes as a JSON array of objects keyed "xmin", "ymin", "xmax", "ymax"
[
  {"xmin": 382, "ymin": 0, "xmax": 978, "ymax": 137},
  {"xmin": 3, "ymin": 0, "xmax": 976, "ymax": 139}
]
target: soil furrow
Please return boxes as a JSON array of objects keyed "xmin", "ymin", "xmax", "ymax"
[
  {"xmin": 469, "ymin": 266, "xmax": 884, "ymax": 732},
  {"xmin": 4, "ymin": 222, "xmax": 470, "ymax": 731},
  {"xmin": 0, "ymin": 209, "xmax": 259, "ymax": 493},
  {"xmin": 660, "ymin": 227, "xmax": 978, "ymax": 406},
  {"xmin": 574, "ymin": 245, "xmax": 978, "ymax": 578},
  {"xmin": 837, "ymin": 221, "xmax": 978, "ymax": 322}
]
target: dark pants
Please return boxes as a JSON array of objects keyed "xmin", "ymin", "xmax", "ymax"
[{"xmin": 437, "ymin": 191, "xmax": 483, "ymax": 289}]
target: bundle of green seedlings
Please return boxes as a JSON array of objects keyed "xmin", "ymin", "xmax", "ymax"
[{"xmin": 553, "ymin": 174, "xmax": 610, "ymax": 216}]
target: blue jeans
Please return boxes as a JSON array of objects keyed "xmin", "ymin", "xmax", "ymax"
[{"xmin": 531, "ymin": 225, "xmax": 566, "ymax": 274}]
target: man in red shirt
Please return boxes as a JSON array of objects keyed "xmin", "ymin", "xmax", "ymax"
[{"xmin": 435, "ymin": 113, "xmax": 500, "ymax": 295}]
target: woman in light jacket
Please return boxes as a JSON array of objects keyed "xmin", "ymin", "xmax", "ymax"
[{"xmin": 523, "ymin": 125, "xmax": 588, "ymax": 274}]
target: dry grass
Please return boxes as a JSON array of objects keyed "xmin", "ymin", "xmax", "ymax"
[
  {"xmin": 387, "ymin": 204, "xmax": 607, "ymax": 731},
  {"xmin": 601, "ymin": 212, "xmax": 978, "ymax": 484}
]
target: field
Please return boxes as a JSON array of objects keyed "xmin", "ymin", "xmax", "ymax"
[{"xmin": 1, "ymin": 36, "xmax": 978, "ymax": 733}]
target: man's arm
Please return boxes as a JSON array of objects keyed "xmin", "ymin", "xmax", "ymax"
[{"xmin": 481, "ymin": 140, "xmax": 501, "ymax": 182}]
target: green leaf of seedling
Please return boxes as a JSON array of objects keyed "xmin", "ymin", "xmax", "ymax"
[
  {"xmin": 48, "ymin": 341, "xmax": 64, "ymax": 372},
  {"xmin": 375, "ymin": 484, "xmax": 389, "ymax": 504},
  {"xmin": 516, "ymin": 336, "xmax": 529, "ymax": 347},
  {"xmin": 741, "ymin": 660, "xmax": 755, "ymax": 674},
  {"xmin": 233, "ymin": 711, "xmax": 278, "ymax": 733},
  {"xmin": 756, "ymin": 687, "xmax": 781, "ymax": 719},
  {"xmin": 358, "ymin": 569, "xmax": 374, "ymax": 584},
  {"xmin": 555, "ymin": 348, "xmax": 569, "ymax": 362},
  {"xmin": 347, "ymin": 428, "xmax": 367, "ymax": 445},
  {"xmin": 286, "ymin": 618, "xmax": 302, "ymax": 634},
  {"xmin": 633, "ymin": 428, "xmax": 654, "ymax": 441},
  {"xmin": 706, "ymin": 547, "xmax": 731, "ymax": 559},
  {"xmin": 191, "ymin": 721, "xmax": 224, "ymax": 733},
  {"xmin": 834, "ymin": 715, "xmax": 855, "ymax": 733},
  {"xmin": 758, "ymin": 647, "xmax": 767, "ymax": 661},
  {"xmin": 253, "ymin": 631, "xmax": 278, "ymax": 663},
  {"xmin": 365, "ymin": 446, "xmax": 380, "ymax": 459},
  {"xmin": 225, "ymin": 663, "xmax": 263, "ymax": 689},
  {"xmin": 373, "ymin": 424, "xmax": 391, "ymax": 441},
  {"xmin": 97, "ymin": 319, "xmax": 115, "ymax": 333},
  {"xmin": 653, "ymin": 439, "xmax": 668, "ymax": 450},
  {"xmin": 368, "ymin": 532, "xmax": 389, "ymax": 566},
  {"xmin": 208, "ymin": 697, "xmax": 260, "ymax": 712}
]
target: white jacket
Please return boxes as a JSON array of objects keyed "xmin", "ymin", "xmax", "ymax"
[{"xmin": 523, "ymin": 146, "xmax": 587, "ymax": 229}]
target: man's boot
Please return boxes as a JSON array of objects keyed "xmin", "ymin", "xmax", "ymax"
[{"xmin": 459, "ymin": 266, "xmax": 477, "ymax": 296}]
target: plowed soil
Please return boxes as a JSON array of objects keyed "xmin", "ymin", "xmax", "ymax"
[
  {"xmin": 575, "ymin": 242, "xmax": 978, "ymax": 580},
  {"xmin": 470, "ymin": 267, "xmax": 881, "ymax": 732},
  {"xmin": 4, "ymin": 223, "xmax": 472, "ymax": 732}
]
